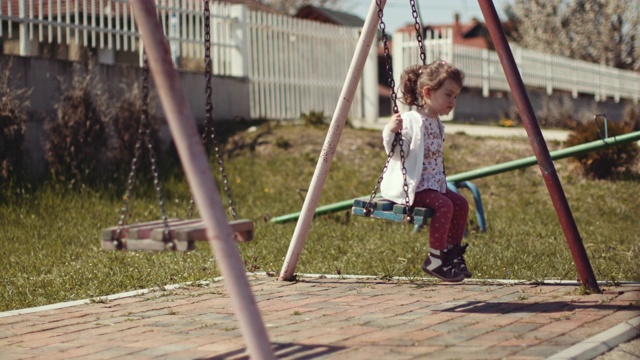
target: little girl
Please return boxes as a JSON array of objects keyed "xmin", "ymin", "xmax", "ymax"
[{"xmin": 381, "ymin": 60, "xmax": 470, "ymax": 282}]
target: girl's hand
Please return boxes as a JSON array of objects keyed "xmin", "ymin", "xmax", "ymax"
[{"xmin": 387, "ymin": 113, "xmax": 403, "ymax": 133}]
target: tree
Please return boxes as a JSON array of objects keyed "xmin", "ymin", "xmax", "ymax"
[
  {"xmin": 256, "ymin": 0, "xmax": 341, "ymax": 15},
  {"xmin": 505, "ymin": 0, "xmax": 640, "ymax": 70}
]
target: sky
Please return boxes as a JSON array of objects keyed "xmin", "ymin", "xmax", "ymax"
[{"xmin": 342, "ymin": 0, "xmax": 512, "ymax": 33}]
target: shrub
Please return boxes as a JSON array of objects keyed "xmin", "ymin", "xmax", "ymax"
[
  {"xmin": 622, "ymin": 102, "xmax": 640, "ymax": 131},
  {"xmin": 109, "ymin": 79, "xmax": 163, "ymax": 178},
  {"xmin": 0, "ymin": 60, "xmax": 30, "ymax": 181},
  {"xmin": 274, "ymin": 136, "xmax": 291, "ymax": 149},
  {"xmin": 301, "ymin": 111, "xmax": 327, "ymax": 128},
  {"xmin": 537, "ymin": 94, "xmax": 578, "ymax": 129},
  {"xmin": 565, "ymin": 119, "xmax": 639, "ymax": 179},
  {"xmin": 45, "ymin": 62, "xmax": 109, "ymax": 183}
]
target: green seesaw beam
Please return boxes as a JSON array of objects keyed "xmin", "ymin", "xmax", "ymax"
[{"xmin": 269, "ymin": 131, "xmax": 640, "ymax": 224}]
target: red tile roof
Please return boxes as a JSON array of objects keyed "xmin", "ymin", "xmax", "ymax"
[{"xmin": 397, "ymin": 16, "xmax": 491, "ymax": 49}]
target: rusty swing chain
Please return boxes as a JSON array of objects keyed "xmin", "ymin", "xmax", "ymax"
[
  {"xmin": 363, "ymin": 0, "xmax": 413, "ymax": 223},
  {"xmin": 115, "ymin": 52, "xmax": 171, "ymax": 247},
  {"xmin": 409, "ymin": 0, "xmax": 426, "ymax": 65},
  {"xmin": 187, "ymin": 0, "xmax": 238, "ymax": 220}
]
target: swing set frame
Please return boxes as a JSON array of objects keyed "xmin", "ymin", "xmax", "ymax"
[
  {"xmin": 120, "ymin": 0, "xmax": 601, "ymax": 358},
  {"xmin": 278, "ymin": 0, "xmax": 601, "ymax": 296}
]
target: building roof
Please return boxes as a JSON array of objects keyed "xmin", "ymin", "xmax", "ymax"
[
  {"xmin": 295, "ymin": 5, "xmax": 364, "ymax": 27},
  {"xmin": 397, "ymin": 13, "xmax": 493, "ymax": 49},
  {"xmin": 216, "ymin": 0, "xmax": 283, "ymax": 13}
]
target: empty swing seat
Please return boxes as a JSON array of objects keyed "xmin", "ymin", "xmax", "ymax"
[
  {"xmin": 351, "ymin": 198, "xmax": 433, "ymax": 226},
  {"xmin": 101, "ymin": 218, "xmax": 254, "ymax": 252}
]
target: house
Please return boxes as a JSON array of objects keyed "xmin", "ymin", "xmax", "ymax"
[
  {"xmin": 374, "ymin": 14, "xmax": 497, "ymax": 116},
  {"xmin": 213, "ymin": 0, "xmax": 283, "ymax": 13},
  {"xmin": 426, "ymin": 13, "xmax": 493, "ymax": 49},
  {"xmin": 294, "ymin": 5, "xmax": 364, "ymax": 27},
  {"xmin": 295, "ymin": 7, "xmax": 502, "ymax": 115}
]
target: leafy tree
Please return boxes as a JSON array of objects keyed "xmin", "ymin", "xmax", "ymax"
[{"xmin": 505, "ymin": 0, "xmax": 640, "ymax": 70}]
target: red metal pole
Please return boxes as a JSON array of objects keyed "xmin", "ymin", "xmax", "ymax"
[
  {"xmin": 130, "ymin": 1, "xmax": 276, "ymax": 357},
  {"xmin": 477, "ymin": 0, "xmax": 600, "ymax": 293}
]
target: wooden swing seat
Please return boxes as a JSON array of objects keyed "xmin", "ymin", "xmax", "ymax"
[
  {"xmin": 351, "ymin": 198, "xmax": 433, "ymax": 226},
  {"xmin": 101, "ymin": 218, "xmax": 254, "ymax": 252}
]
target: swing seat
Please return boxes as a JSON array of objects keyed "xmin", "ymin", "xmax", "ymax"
[
  {"xmin": 351, "ymin": 198, "xmax": 433, "ymax": 226},
  {"xmin": 101, "ymin": 218, "xmax": 254, "ymax": 251}
]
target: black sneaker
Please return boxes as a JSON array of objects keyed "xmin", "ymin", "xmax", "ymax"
[
  {"xmin": 451, "ymin": 243, "xmax": 472, "ymax": 278},
  {"xmin": 421, "ymin": 248, "xmax": 465, "ymax": 282}
]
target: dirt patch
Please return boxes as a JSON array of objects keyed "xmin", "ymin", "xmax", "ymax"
[
  {"xmin": 222, "ymin": 122, "xmax": 569, "ymax": 175},
  {"xmin": 224, "ymin": 123, "xmax": 383, "ymax": 162}
]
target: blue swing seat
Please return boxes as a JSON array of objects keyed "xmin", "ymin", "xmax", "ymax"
[{"xmin": 351, "ymin": 198, "xmax": 433, "ymax": 226}]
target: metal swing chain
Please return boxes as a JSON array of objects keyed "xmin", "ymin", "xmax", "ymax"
[
  {"xmin": 409, "ymin": 0, "xmax": 426, "ymax": 65},
  {"xmin": 142, "ymin": 52, "xmax": 172, "ymax": 241},
  {"xmin": 114, "ymin": 94, "xmax": 146, "ymax": 247},
  {"xmin": 115, "ymin": 52, "xmax": 171, "ymax": 245},
  {"xmin": 363, "ymin": 0, "xmax": 412, "ymax": 223},
  {"xmin": 363, "ymin": 133, "xmax": 404, "ymax": 213},
  {"xmin": 188, "ymin": 0, "xmax": 238, "ymax": 220}
]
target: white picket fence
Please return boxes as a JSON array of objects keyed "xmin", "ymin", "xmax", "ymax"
[
  {"xmin": 393, "ymin": 29, "xmax": 640, "ymax": 108},
  {"xmin": 0, "ymin": 0, "xmax": 364, "ymax": 120},
  {"xmin": 3, "ymin": 1, "xmax": 638, "ymax": 121},
  {"xmin": 245, "ymin": 10, "xmax": 362, "ymax": 120}
]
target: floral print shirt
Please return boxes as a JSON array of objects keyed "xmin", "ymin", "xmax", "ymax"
[{"xmin": 416, "ymin": 116, "xmax": 447, "ymax": 193}]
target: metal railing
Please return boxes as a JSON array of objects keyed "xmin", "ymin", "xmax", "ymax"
[{"xmin": 393, "ymin": 28, "xmax": 640, "ymax": 105}]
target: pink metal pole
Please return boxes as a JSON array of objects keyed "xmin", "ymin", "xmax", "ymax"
[
  {"xmin": 130, "ymin": 1, "xmax": 275, "ymax": 358},
  {"xmin": 477, "ymin": 0, "xmax": 600, "ymax": 293},
  {"xmin": 279, "ymin": 0, "xmax": 386, "ymax": 280}
]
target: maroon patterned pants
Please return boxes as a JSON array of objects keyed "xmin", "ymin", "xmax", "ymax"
[{"xmin": 413, "ymin": 188, "xmax": 469, "ymax": 250}]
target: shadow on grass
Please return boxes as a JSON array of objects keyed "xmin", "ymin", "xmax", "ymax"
[{"xmin": 204, "ymin": 342, "xmax": 347, "ymax": 359}]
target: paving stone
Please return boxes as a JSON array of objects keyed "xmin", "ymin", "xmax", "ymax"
[{"xmin": 0, "ymin": 275, "xmax": 637, "ymax": 359}]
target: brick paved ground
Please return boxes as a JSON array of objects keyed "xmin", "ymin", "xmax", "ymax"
[{"xmin": 1, "ymin": 274, "xmax": 638, "ymax": 359}]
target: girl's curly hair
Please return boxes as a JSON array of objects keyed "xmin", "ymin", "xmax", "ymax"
[{"xmin": 399, "ymin": 60, "xmax": 464, "ymax": 107}]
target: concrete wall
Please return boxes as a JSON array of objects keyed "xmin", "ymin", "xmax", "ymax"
[
  {"xmin": 455, "ymin": 87, "xmax": 629, "ymax": 124},
  {"xmin": 376, "ymin": 79, "xmax": 629, "ymax": 126},
  {"xmin": 3, "ymin": 55, "xmax": 250, "ymax": 177}
]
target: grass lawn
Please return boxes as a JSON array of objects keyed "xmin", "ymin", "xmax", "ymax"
[{"xmin": 1, "ymin": 122, "xmax": 639, "ymax": 312}]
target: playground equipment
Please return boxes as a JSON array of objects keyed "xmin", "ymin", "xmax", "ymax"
[
  {"xmin": 350, "ymin": 180, "xmax": 487, "ymax": 233},
  {"xmin": 101, "ymin": 218, "xmax": 253, "ymax": 251},
  {"xmin": 352, "ymin": 0, "xmax": 429, "ymax": 225},
  {"xmin": 270, "ymin": 129, "xmax": 640, "ymax": 224},
  {"xmin": 279, "ymin": 0, "xmax": 605, "ymax": 293},
  {"xmin": 103, "ymin": 0, "xmax": 251, "ymax": 252},
  {"xmin": 124, "ymin": 1, "xmax": 274, "ymax": 358}
]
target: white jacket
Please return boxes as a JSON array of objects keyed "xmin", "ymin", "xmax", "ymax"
[{"xmin": 379, "ymin": 110, "xmax": 445, "ymax": 205}]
